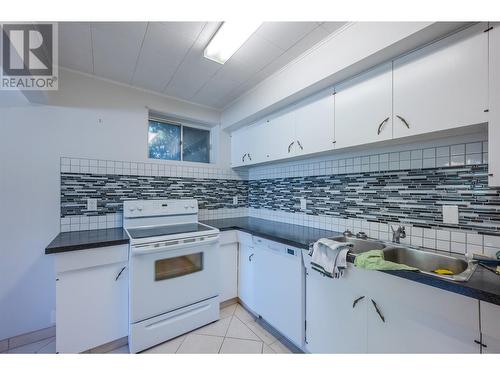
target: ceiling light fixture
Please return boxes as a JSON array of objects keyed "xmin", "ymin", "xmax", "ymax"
[{"xmin": 204, "ymin": 21, "xmax": 262, "ymax": 64}]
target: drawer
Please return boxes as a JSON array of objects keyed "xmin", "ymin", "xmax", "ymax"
[
  {"xmin": 55, "ymin": 244, "xmax": 128, "ymax": 273},
  {"xmin": 219, "ymin": 230, "xmax": 238, "ymax": 245}
]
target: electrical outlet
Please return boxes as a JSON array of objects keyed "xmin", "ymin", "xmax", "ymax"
[
  {"xmin": 442, "ymin": 205, "xmax": 459, "ymax": 224},
  {"xmin": 233, "ymin": 196, "xmax": 238, "ymax": 205},
  {"xmin": 300, "ymin": 198, "xmax": 307, "ymax": 211},
  {"xmin": 87, "ymin": 198, "xmax": 97, "ymax": 211}
]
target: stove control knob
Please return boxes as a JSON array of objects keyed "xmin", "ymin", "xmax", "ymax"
[
  {"xmin": 184, "ymin": 205, "xmax": 188, "ymax": 209},
  {"xmin": 190, "ymin": 205, "xmax": 195, "ymax": 209},
  {"xmin": 129, "ymin": 207, "xmax": 136, "ymax": 212},
  {"xmin": 137, "ymin": 206, "xmax": 143, "ymax": 211}
]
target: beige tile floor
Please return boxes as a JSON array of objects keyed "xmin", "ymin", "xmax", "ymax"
[{"xmin": 1, "ymin": 303, "xmax": 293, "ymax": 354}]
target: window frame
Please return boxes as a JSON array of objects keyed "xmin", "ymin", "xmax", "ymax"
[{"xmin": 147, "ymin": 115, "xmax": 211, "ymax": 164}]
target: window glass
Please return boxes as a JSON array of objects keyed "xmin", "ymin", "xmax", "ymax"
[
  {"xmin": 148, "ymin": 120, "xmax": 181, "ymax": 161},
  {"xmin": 183, "ymin": 126, "xmax": 210, "ymax": 163}
]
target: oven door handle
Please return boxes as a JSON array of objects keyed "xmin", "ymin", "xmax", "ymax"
[{"xmin": 131, "ymin": 235, "xmax": 219, "ymax": 256}]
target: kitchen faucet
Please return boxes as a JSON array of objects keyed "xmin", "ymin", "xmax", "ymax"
[{"xmin": 391, "ymin": 225, "xmax": 406, "ymax": 243}]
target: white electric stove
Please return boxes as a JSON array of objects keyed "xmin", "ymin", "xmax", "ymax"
[{"xmin": 124, "ymin": 199, "xmax": 220, "ymax": 353}]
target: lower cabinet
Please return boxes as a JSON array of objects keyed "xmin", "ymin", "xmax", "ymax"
[
  {"xmin": 364, "ymin": 269, "xmax": 480, "ymax": 353},
  {"xmin": 480, "ymin": 301, "xmax": 500, "ymax": 353},
  {"xmin": 306, "ymin": 264, "xmax": 481, "ymax": 353},
  {"xmin": 55, "ymin": 245, "xmax": 129, "ymax": 353},
  {"xmin": 238, "ymin": 242, "xmax": 258, "ymax": 313},
  {"xmin": 218, "ymin": 231, "xmax": 238, "ymax": 302},
  {"xmin": 305, "ymin": 264, "xmax": 368, "ymax": 353}
]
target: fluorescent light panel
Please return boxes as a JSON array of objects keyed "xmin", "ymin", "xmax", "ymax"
[{"xmin": 204, "ymin": 21, "xmax": 262, "ymax": 64}]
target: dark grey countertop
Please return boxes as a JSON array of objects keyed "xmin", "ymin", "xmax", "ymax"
[
  {"xmin": 45, "ymin": 227, "xmax": 130, "ymax": 254},
  {"xmin": 202, "ymin": 216, "xmax": 500, "ymax": 306},
  {"xmin": 44, "ymin": 216, "xmax": 500, "ymax": 306},
  {"xmin": 201, "ymin": 216, "xmax": 342, "ymax": 250}
]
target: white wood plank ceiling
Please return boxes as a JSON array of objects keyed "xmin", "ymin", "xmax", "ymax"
[{"xmin": 58, "ymin": 22, "xmax": 345, "ymax": 109}]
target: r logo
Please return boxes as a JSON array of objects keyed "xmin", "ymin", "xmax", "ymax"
[{"xmin": 2, "ymin": 23, "xmax": 53, "ymax": 76}]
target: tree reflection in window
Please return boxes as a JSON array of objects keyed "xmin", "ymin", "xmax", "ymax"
[{"xmin": 148, "ymin": 121, "xmax": 181, "ymax": 161}]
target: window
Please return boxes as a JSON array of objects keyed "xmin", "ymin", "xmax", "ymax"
[{"xmin": 148, "ymin": 118, "xmax": 210, "ymax": 163}]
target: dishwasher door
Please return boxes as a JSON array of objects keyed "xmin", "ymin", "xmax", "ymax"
[{"xmin": 253, "ymin": 237, "xmax": 305, "ymax": 348}]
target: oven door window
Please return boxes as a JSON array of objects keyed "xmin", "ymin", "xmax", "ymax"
[{"xmin": 155, "ymin": 252, "xmax": 203, "ymax": 281}]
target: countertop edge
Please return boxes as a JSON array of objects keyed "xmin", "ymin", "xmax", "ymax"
[{"xmin": 45, "ymin": 238, "xmax": 130, "ymax": 254}]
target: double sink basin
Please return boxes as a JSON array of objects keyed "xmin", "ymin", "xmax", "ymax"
[{"xmin": 332, "ymin": 236, "xmax": 477, "ymax": 282}]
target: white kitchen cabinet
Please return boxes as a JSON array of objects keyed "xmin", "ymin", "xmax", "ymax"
[
  {"xmin": 480, "ymin": 301, "xmax": 500, "ymax": 353},
  {"xmin": 264, "ymin": 107, "xmax": 296, "ymax": 162},
  {"xmin": 364, "ymin": 269, "xmax": 480, "ymax": 353},
  {"xmin": 238, "ymin": 243, "xmax": 258, "ymax": 313},
  {"xmin": 293, "ymin": 89, "xmax": 335, "ymax": 156},
  {"xmin": 488, "ymin": 23, "xmax": 500, "ymax": 187},
  {"xmin": 218, "ymin": 231, "xmax": 238, "ymax": 302},
  {"xmin": 253, "ymin": 237, "xmax": 305, "ymax": 347},
  {"xmin": 305, "ymin": 264, "xmax": 368, "ymax": 353},
  {"xmin": 393, "ymin": 23, "xmax": 488, "ymax": 139},
  {"xmin": 334, "ymin": 63, "xmax": 393, "ymax": 149},
  {"xmin": 230, "ymin": 122, "xmax": 263, "ymax": 167},
  {"xmin": 55, "ymin": 245, "xmax": 129, "ymax": 353}
]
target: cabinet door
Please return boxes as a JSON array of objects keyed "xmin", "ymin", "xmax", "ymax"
[
  {"xmin": 294, "ymin": 89, "xmax": 335, "ymax": 155},
  {"xmin": 334, "ymin": 63, "xmax": 393, "ymax": 149},
  {"xmin": 218, "ymin": 242, "xmax": 238, "ymax": 302},
  {"xmin": 56, "ymin": 261, "xmax": 128, "ymax": 353},
  {"xmin": 265, "ymin": 107, "xmax": 296, "ymax": 162},
  {"xmin": 365, "ymin": 270, "xmax": 480, "ymax": 353},
  {"xmin": 480, "ymin": 301, "xmax": 500, "ymax": 353},
  {"xmin": 230, "ymin": 126, "xmax": 251, "ymax": 167},
  {"xmin": 393, "ymin": 23, "xmax": 488, "ymax": 139},
  {"xmin": 253, "ymin": 241, "xmax": 304, "ymax": 347},
  {"xmin": 305, "ymin": 264, "xmax": 367, "ymax": 353},
  {"xmin": 488, "ymin": 23, "xmax": 500, "ymax": 187},
  {"xmin": 238, "ymin": 244, "xmax": 258, "ymax": 313}
]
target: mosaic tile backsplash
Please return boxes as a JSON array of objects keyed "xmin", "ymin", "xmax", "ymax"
[
  {"xmin": 60, "ymin": 138, "xmax": 500, "ymax": 252},
  {"xmin": 248, "ymin": 164, "xmax": 499, "ymax": 235},
  {"xmin": 61, "ymin": 173, "xmax": 249, "ymax": 216}
]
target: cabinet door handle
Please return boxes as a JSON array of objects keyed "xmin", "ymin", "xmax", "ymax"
[
  {"xmin": 242, "ymin": 153, "xmax": 246, "ymax": 162},
  {"xmin": 371, "ymin": 299, "xmax": 385, "ymax": 322},
  {"xmin": 377, "ymin": 117, "xmax": 390, "ymax": 135},
  {"xmin": 396, "ymin": 115, "xmax": 410, "ymax": 129},
  {"xmin": 288, "ymin": 142, "xmax": 295, "ymax": 153},
  {"xmin": 474, "ymin": 339, "xmax": 487, "ymax": 348},
  {"xmin": 115, "ymin": 266, "xmax": 126, "ymax": 281},
  {"xmin": 247, "ymin": 153, "xmax": 252, "ymax": 161},
  {"xmin": 352, "ymin": 296, "xmax": 365, "ymax": 308},
  {"xmin": 249, "ymin": 253, "xmax": 254, "ymax": 262},
  {"xmin": 296, "ymin": 140, "xmax": 303, "ymax": 150}
]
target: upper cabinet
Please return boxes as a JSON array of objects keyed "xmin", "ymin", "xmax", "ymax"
[
  {"xmin": 393, "ymin": 23, "xmax": 488, "ymax": 139},
  {"xmin": 334, "ymin": 63, "xmax": 393, "ymax": 149},
  {"xmin": 293, "ymin": 90, "xmax": 335, "ymax": 156},
  {"xmin": 230, "ymin": 23, "xmax": 492, "ymax": 169}
]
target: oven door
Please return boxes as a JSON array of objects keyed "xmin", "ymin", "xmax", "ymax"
[{"xmin": 129, "ymin": 236, "xmax": 220, "ymax": 323}]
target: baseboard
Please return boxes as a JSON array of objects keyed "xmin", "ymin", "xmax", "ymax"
[
  {"xmin": 82, "ymin": 336, "xmax": 128, "ymax": 354},
  {"xmin": 2, "ymin": 326, "xmax": 56, "ymax": 352},
  {"xmin": 220, "ymin": 297, "xmax": 239, "ymax": 309}
]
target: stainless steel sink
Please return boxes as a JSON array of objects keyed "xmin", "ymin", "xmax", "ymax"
[
  {"xmin": 331, "ymin": 236, "xmax": 387, "ymax": 254},
  {"xmin": 382, "ymin": 246, "xmax": 477, "ymax": 282}
]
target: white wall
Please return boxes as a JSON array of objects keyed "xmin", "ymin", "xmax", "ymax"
[{"xmin": 0, "ymin": 69, "xmax": 226, "ymax": 340}]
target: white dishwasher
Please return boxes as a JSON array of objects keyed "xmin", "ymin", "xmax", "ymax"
[{"xmin": 253, "ymin": 236, "xmax": 305, "ymax": 348}]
